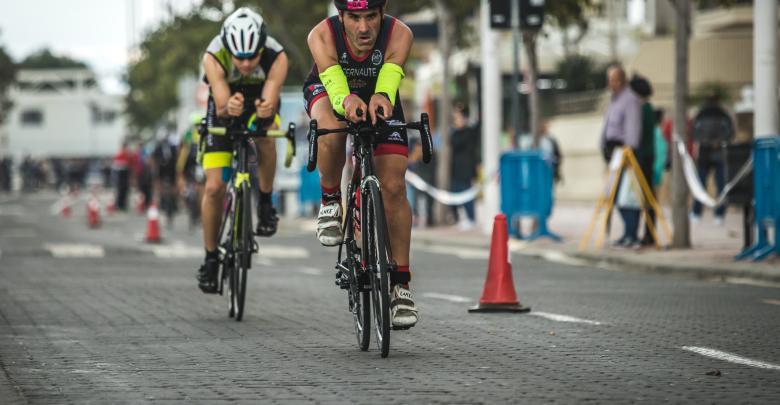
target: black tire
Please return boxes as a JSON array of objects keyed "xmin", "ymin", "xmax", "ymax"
[
  {"xmin": 353, "ymin": 275, "xmax": 371, "ymax": 351},
  {"xmin": 363, "ymin": 181, "xmax": 391, "ymax": 358},
  {"xmin": 217, "ymin": 192, "xmax": 235, "ymax": 317},
  {"xmin": 233, "ymin": 185, "xmax": 251, "ymax": 322}
]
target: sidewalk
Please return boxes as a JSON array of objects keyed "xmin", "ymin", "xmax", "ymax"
[{"xmin": 411, "ymin": 201, "xmax": 780, "ymax": 284}]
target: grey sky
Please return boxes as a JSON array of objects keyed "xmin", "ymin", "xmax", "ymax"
[{"xmin": 0, "ymin": 0, "xmax": 201, "ymax": 94}]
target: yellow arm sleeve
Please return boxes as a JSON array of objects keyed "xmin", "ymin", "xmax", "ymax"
[
  {"xmin": 319, "ymin": 64, "xmax": 350, "ymax": 116},
  {"xmin": 374, "ymin": 63, "xmax": 404, "ymax": 106}
]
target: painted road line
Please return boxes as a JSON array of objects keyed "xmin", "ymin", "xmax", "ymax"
[
  {"xmin": 421, "ymin": 292, "xmax": 473, "ymax": 303},
  {"xmin": 255, "ymin": 256, "xmax": 274, "ymax": 266},
  {"xmin": 296, "ymin": 267, "xmax": 324, "ymax": 276},
  {"xmin": 258, "ymin": 245, "xmax": 310, "ymax": 259},
  {"xmin": 418, "ymin": 245, "xmax": 490, "ymax": 260},
  {"xmin": 44, "ymin": 243, "xmax": 105, "ymax": 258},
  {"xmin": 682, "ymin": 346, "xmax": 780, "ymax": 370},
  {"xmin": 762, "ymin": 299, "xmax": 780, "ymax": 306},
  {"xmin": 152, "ymin": 243, "xmax": 202, "ymax": 259},
  {"xmin": 530, "ymin": 311, "xmax": 603, "ymax": 325}
]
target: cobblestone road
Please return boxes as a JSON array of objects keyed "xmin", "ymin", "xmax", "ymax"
[{"xmin": 1, "ymin": 193, "xmax": 779, "ymax": 403}]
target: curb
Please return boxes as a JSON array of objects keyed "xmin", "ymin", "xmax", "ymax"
[{"xmin": 411, "ymin": 232, "xmax": 780, "ymax": 284}]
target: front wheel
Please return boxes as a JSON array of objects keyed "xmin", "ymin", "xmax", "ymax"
[
  {"xmin": 363, "ymin": 181, "xmax": 391, "ymax": 358},
  {"xmin": 232, "ymin": 185, "xmax": 252, "ymax": 322}
]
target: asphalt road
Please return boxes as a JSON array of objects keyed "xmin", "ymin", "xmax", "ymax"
[{"xmin": 1, "ymin": 191, "xmax": 779, "ymax": 403}]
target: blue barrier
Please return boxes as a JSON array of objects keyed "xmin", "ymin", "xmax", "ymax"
[
  {"xmin": 735, "ymin": 136, "xmax": 779, "ymax": 261},
  {"xmin": 500, "ymin": 150, "xmax": 561, "ymax": 241},
  {"xmin": 299, "ymin": 167, "xmax": 320, "ymax": 216}
]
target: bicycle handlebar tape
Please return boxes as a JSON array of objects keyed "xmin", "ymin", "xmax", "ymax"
[
  {"xmin": 307, "ymin": 120, "xmax": 318, "ymax": 172},
  {"xmin": 319, "ymin": 64, "xmax": 350, "ymax": 116},
  {"xmin": 468, "ymin": 214, "xmax": 531, "ymax": 313},
  {"xmin": 420, "ymin": 113, "xmax": 433, "ymax": 164}
]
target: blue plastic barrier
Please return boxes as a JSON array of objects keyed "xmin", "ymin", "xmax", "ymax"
[
  {"xmin": 500, "ymin": 150, "xmax": 561, "ymax": 241},
  {"xmin": 735, "ymin": 136, "xmax": 779, "ymax": 261},
  {"xmin": 299, "ymin": 166, "xmax": 320, "ymax": 216}
]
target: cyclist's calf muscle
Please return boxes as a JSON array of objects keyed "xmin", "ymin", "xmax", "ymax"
[{"xmin": 202, "ymin": 168, "xmax": 227, "ymax": 252}]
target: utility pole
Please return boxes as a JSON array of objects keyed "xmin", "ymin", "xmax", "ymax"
[
  {"xmin": 753, "ymin": 0, "xmax": 778, "ymax": 139},
  {"xmin": 510, "ymin": 0, "xmax": 521, "ymax": 144},
  {"xmin": 480, "ymin": 0, "xmax": 502, "ymax": 233}
]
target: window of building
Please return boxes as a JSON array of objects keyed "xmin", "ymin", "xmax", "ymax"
[{"xmin": 20, "ymin": 109, "xmax": 44, "ymax": 126}]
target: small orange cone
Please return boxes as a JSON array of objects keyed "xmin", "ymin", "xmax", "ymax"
[
  {"xmin": 468, "ymin": 214, "xmax": 531, "ymax": 313},
  {"xmin": 60, "ymin": 196, "xmax": 72, "ymax": 218},
  {"xmin": 135, "ymin": 194, "xmax": 146, "ymax": 215},
  {"xmin": 144, "ymin": 203, "xmax": 162, "ymax": 243},
  {"xmin": 106, "ymin": 195, "xmax": 117, "ymax": 216},
  {"xmin": 86, "ymin": 194, "xmax": 101, "ymax": 228}
]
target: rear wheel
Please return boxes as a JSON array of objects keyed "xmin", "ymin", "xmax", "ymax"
[{"xmin": 364, "ymin": 181, "xmax": 391, "ymax": 358}]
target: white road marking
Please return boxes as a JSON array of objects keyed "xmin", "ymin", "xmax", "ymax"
[
  {"xmin": 255, "ymin": 256, "xmax": 274, "ymax": 266},
  {"xmin": 682, "ymin": 346, "xmax": 780, "ymax": 370},
  {"xmin": 44, "ymin": 243, "xmax": 105, "ymax": 258},
  {"xmin": 724, "ymin": 278, "xmax": 780, "ymax": 289},
  {"xmin": 152, "ymin": 243, "xmax": 202, "ymax": 258},
  {"xmin": 257, "ymin": 245, "xmax": 309, "ymax": 259},
  {"xmin": 421, "ymin": 292, "xmax": 473, "ymax": 303},
  {"xmin": 530, "ymin": 311, "xmax": 603, "ymax": 325},
  {"xmin": 762, "ymin": 299, "xmax": 780, "ymax": 306},
  {"xmin": 418, "ymin": 245, "xmax": 490, "ymax": 260},
  {"xmin": 296, "ymin": 267, "xmax": 324, "ymax": 276}
]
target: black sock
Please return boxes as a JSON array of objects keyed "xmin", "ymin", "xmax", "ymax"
[
  {"xmin": 205, "ymin": 249, "xmax": 218, "ymax": 262},
  {"xmin": 259, "ymin": 191, "xmax": 273, "ymax": 205}
]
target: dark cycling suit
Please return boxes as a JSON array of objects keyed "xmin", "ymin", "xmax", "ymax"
[
  {"xmin": 302, "ymin": 14, "xmax": 408, "ymax": 157},
  {"xmin": 153, "ymin": 140, "xmax": 178, "ymax": 185},
  {"xmin": 202, "ymin": 34, "xmax": 285, "ymax": 171}
]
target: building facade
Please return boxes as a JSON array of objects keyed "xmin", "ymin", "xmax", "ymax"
[{"xmin": 1, "ymin": 68, "xmax": 125, "ymax": 159}]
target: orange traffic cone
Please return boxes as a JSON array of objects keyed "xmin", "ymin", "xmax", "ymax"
[
  {"xmin": 468, "ymin": 214, "xmax": 531, "ymax": 313},
  {"xmin": 106, "ymin": 195, "xmax": 117, "ymax": 216},
  {"xmin": 60, "ymin": 195, "xmax": 72, "ymax": 218},
  {"xmin": 86, "ymin": 195, "xmax": 101, "ymax": 228},
  {"xmin": 144, "ymin": 203, "xmax": 162, "ymax": 243},
  {"xmin": 135, "ymin": 193, "xmax": 146, "ymax": 215}
]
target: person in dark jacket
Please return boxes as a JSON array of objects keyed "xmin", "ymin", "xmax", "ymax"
[
  {"xmin": 629, "ymin": 74, "xmax": 657, "ymax": 246},
  {"xmin": 450, "ymin": 104, "xmax": 481, "ymax": 230},
  {"xmin": 690, "ymin": 92, "xmax": 733, "ymax": 225}
]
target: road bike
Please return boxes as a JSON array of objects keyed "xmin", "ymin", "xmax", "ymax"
[
  {"xmin": 208, "ymin": 118, "xmax": 296, "ymax": 321},
  {"xmin": 306, "ymin": 110, "xmax": 432, "ymax": 357}
]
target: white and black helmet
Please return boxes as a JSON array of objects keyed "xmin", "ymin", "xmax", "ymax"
[{"xmin": 221, "ymin": 7, "xmax": 267, "ymax": 59}]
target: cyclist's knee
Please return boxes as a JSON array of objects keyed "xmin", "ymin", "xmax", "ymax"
[
  {"xmin": 382, "ymin": 177, "xmax": 407, "ymax": 203},
  {"xmin": 203, "ymin": 181, "xmax": 225, "ymax": 202}
]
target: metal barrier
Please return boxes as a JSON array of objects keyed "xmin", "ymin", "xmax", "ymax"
[
  {"xmin": 736, "ymin": 137, "xmax": 779, "ymax": 261},
  {"xmin": 499, "ymin": 150, "xmax": 561, "ymax": 241}
]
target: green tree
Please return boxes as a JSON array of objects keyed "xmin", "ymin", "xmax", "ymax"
[
  {"xmin": 125, "ymin": 11, "xmax": 221, "ymax": 131},
  {"xmin": 0, "ymin": 33, "xmax": 16, "ymax": 126},
  {"xmin": 125, "ymin": 1, "xmax": 330, "ymax": 132},
  {"xmin": 19, "ymin": 48, "xmax": 89, "ymax": 70}
]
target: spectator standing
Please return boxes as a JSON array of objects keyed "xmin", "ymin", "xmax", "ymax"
[
  {"xmin": 599, "ymin": 65, "xmax": 642, "ymax": 247},
  {"xmin": 690, "ymin": 91, "xmax": 734, "ymax": 225},
  {"xmin": 629, "ymin": 74, "xmax": 658, "ymax": 246},
  {"xmin": 450, "ymin": 104, "xmax": 481, "ymax": 230},
  {"xmin": 112, "ymin": 141, "xmax": 132, "ymax": 211}
]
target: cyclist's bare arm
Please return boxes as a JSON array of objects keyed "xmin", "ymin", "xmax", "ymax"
[
  {"xmin": 307, "ymin": 21, "xmax": 339, "ymax": 74},
  {"xmin": 202, "ymin": 53, "xmax": 241, "ymax": 118},
  {"xmin": 256, "ymin": 52, "xmax": 289, "ymax": 121}
]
